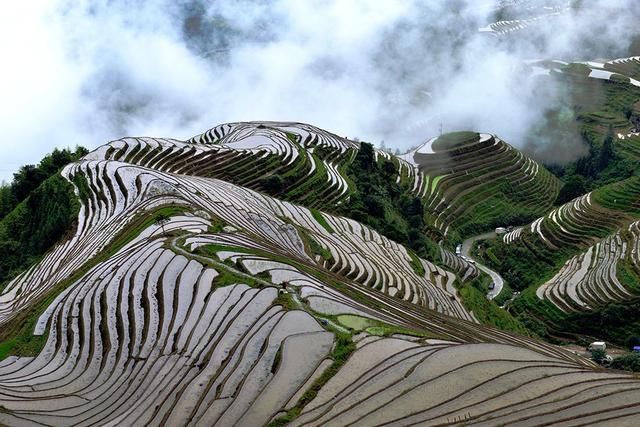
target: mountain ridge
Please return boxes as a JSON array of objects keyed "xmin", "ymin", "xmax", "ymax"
[{"xmin": 1, "ymin": 121, "xmax": 640, "ymax": 425}]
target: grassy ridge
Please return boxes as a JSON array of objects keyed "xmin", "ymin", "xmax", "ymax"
[{"xmin": 432, "ymin": 131, "xmax": 480, "ymax": 151}]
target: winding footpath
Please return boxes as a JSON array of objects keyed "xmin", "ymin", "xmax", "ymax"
[{"xmin": 461, "ymin": 231, "xmax": 504, "ymax": 300}]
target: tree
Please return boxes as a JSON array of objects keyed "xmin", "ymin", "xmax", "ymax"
[
  {"xmin": 261, "ymin": 175, "xmax": 284, "ymax": 193},
  {"xmin": 626, "ymin": 336, "xmax": 640, "ymax": 350},
  {"xmin": 598, "ymin": 126, "xmax": 615, "ymax": 171},
  {"xmin": 3, "ymin": 146, "xmax": 88, "ymax": 217},
  {"xmin": 381, "ymin": 159, "xmax": 397, "ymax": 176},
  {"xmin": 12, "ymin": 165, "xmax": 46, "ymax": 202},
  {"xmin": 591, "ymin": 348, "xmax": 607, "ymax": 364},
  {"xmin": 0, "ymin": 174, "xmax": 79, "ymax": 287},
  {"xmin": 610, "ymin": 353, "xmax": 640, "ymax": 372},
  {"xmin": 555, "ymin": 174, "xmax": 587, "ymax": 205},
  {"xmin": 154, "ymin": 213, "xmax": 171, "ymax": 234},
  {"xmin": 0, "ymin": 184, "xmax": 15, "ymax": 219},
  {"xmin": 355, "ymin": 142, "xmax": 375, "ymax": 171}
]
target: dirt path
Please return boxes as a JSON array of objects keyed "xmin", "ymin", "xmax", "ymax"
[{"xmin": 461, "ymin": 232, "xmax": 504, "ymax": 300}]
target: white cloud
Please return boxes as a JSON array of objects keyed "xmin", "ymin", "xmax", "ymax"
[{"xmin": 0, "ymin": 0, "xmax": 638, "ymax": 181}]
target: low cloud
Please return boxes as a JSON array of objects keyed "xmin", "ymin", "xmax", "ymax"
[{"xmin": 1, "ymin": 0, "xmax": 639, "ymax": 180}]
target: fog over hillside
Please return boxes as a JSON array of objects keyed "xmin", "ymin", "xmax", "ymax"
[{"xmin": 1, "ymin": 0, "xmax": 638, "ymax": 180}]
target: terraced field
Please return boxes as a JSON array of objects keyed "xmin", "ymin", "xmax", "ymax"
[
  {"xmin": 478, "ymin": 1, "xmax": 568, "ymax": 38},
  {"xmin": 90, "ymin": 122, "xmax": 357, "ymax": 210},
  {"xmin": 506, "ymin": 176, "xmax": 640, "ymax": 250},
  {"xmin": 406, "ymin": 132, "xmax": 560, "ymax": 236},
  {"xmin": 586, "ymin": 57, "xmax": 640, "ymax": 88},
  {"xmin": 479, "ymin": 12, "xmax": 561, "ymax": 36},
  {"xmin": 439, "ymin": 245, "xmax": 478, "ymax": 283},
  {"xmin": 292, "ymin": 341, "xmax": 640, "ymax": 427},
  {"xmin": 530, "ymin": 57, "xmax": 640, "ymax": 90},
  {"xmin": 90, "ymin": 121, "xmax": 559, "ymax": 244},
  {"xmin": 536, "ymin": 220, "xmax": 640, "ymax": 312},
  {"xmin": 2, "ymin": 160, "xmax": 474, "ymax": 324},
  {"xmin": 2, "ymin": 123, "xmax": 640, "ymax": 425},
  {"xmin": 500, "ymin": 176, "xmax": 640, "ymax": 312}
]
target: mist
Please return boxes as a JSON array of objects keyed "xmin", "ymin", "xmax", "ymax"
[{"xmin": 1, "ymin": 0, "xmax": 639, "ymax": 181}]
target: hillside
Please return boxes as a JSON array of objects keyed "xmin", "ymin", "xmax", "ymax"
[
  {"xmin": 471, "ymin": 62, "xmax": 640, "ymax": 347},
  {"xmin": 4, "ymin": 0, "xmax": 640, "ymax": 423},
  {"xmin": 405, "ymin": 131, "xmax": 560, "ymax": 238},
  {"xmin": 1, "ymin": 124, "xmax": 640, "ymax": 426}
]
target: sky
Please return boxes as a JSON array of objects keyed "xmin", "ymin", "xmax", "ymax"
[{"xmin": 1, "ymin": 0, "xmax": 639, "ymax": 182}]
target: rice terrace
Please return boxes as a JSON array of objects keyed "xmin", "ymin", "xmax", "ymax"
[{"xmin": 1, "ymin": 1, "xmax": 640, "ymax": 426}]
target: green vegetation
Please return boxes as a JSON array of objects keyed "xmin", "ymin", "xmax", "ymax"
[
  {"xmin": 310, "ymin": 208, "xmax": 334, "ymax": 233},
  {"xmin": 0, "ymin": 174, "xmax": 80, "ymax": 290},
  {"xmin": 407, "ymin": 250, "xmax": 425, "ymax": 276},
  {"xmin": 457, "ymin": 275, "xmax": 528, "ymax": 335},
  {"xmin": 505, "ymin": 285, "xmax": 640, "ymax": 347},
  {"xmin": 557, "ymin": 126, "xmax": 634, "ymax": 193},
  {"xmin": 592, "ymin": 175, "xmax": 640, "ymax": 215},
  {"xmin": 430, "ymin": 175, "xmax": 444, "ymax": 194},
  {"xmin": 432, "ymin": 131, "xmax": 480, "ymax": 151},
  {"xmin": 562, "ymin": 300, "xmax": 640, "ymax": 347},
  {"xmin": 478, "ymin": 172, "xmax": 640, "ymax": 343},
  {"xmin": 298, "ymin": 228, "xmax": 332, "ymax": 261},
  {"xmin": 337, "ymin": 314, "xmax": 373, "ymax": 331},
  {"xmin": 0, "ymin": 148, "xmax": 88, "ymax": 289},
  {"xmin": 0, "ymin": 323, "xmax": 46, "ymax": 362},
  {"xmin": 475, "ymin": 236, "xmax": 574, "ymax": 292},
  {"xmin": 455, "ymin": 200, "xmax": 540, "ymax": 239},
  {"xmin": 207, "ymin": 216, "xmax": 228, "ymax": 233},
  {"xmin": 260, "ymin": 174, "xmax": 285, "ymax": 194},
  {"xmin": 591, "ymin": 348, "xmax": 607, "ymax": 364},
  {"xmin": 339, "ymin": 142, "xmax": 439, "ymax": 261},
  {"xmin": 562, "ymin": 63, "xmax": 592, "ymax": 76},
  {"xmin": 212, "ymin": 269, "xmax": 252, "ymax": 287},
  {"xmin": 273, "ymin": 291, "xmax": 298, "ymax": 311},
  {"xmin": 191, "ymin": 244, "xmax": 272, "ymax": 288},
  {"xmin": 154, "ymin": 213, "xmax": 171, "ymax": 233},
  {"xmin": 473, "ymin": 236, "xmax": 589, "ymax": 340},
  {"xmin": 547, "ymin": 75, "xmax": 640, "ymax": 198},
  {"xmin": 610, "ymin": 353, "xmax": 640, "ymax": 372},
  {"xmin": 509, "ymin": 288, "xmax": 566, "ymax": 340},
  {"xmin": 0, "ymin": 147, "xmax": 87, "ymax": 219},
  {"xmin": 480, "ymin": 76, "xmax": 640, "ymax": 341},
  {"xmin": 335, "ymin": 314, "xmax": 425, "ymax": 337},
  {"xmin": 611, "ymin": 74, "xmax": 631, "ymax": 84},
  {"xmin": 618, "ymin": 260, "xmax": 640, "ymax": 293},
  {"xmin": 555, "ymin": 174, "xmax": 588, "ymax": 205},
  {"xmin": 493, "ymin": 282, "xmax": 514, "ymax": 307},
  {"xmin": 194, "ymin": 244, "xmax": 253, "ymax": 259}
]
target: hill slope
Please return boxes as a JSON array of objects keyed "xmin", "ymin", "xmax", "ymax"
[
  {"xmin": 1, "ymin": 123, "xmax": 640, "ymax": 426},
  {"xmin": 405, "ymin": 132, "xmax": 560, "ymax": 237}
]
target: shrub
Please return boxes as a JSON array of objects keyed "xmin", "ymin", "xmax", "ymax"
[
  {"xmin": 591, "ymin": 348, "xmax": 607, "ymax": 364},
  {"xmin": 261, "ymin": 175, "xmax": 284, "ymax": 193},
  {"xmin": 610, "ymin": 353, "xmax": 640, "ymax": 372}
]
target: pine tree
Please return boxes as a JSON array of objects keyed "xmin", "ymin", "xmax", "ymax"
[{"xmin": 598, "ymin": 125, "xmax": 615, "ymax": 171}]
